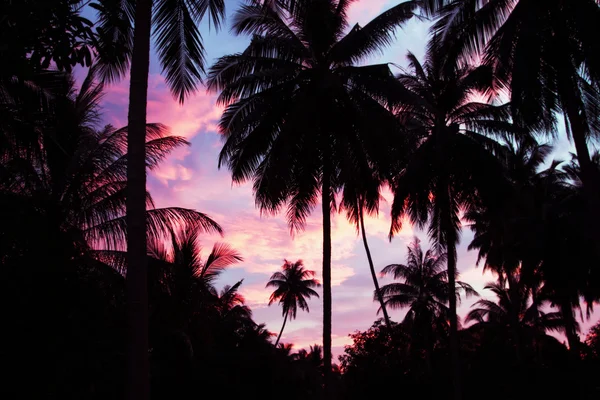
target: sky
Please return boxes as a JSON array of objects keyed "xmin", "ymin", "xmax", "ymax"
[{"xmin": 88, "ymin": 0, "xmax": 595, "ymax": 360}]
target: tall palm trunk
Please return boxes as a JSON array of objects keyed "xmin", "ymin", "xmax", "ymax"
[
  {"xmin": 446, "ymin": 238, "xmax": 462, "ymax": 400},
  {"xmin": 439, "ymin": 174, "xmax": 462, "ymax": 400},
  {"xmin": 125, "ymin": 0, "xmax": 152, "ymax": 399},
  {"xmin": 358, "ymin": 206, "xmax": 392, "ymax": 331},
  {"xmin": 322, "ymin": 153, "xmax": 332, "ymax": 392},
  {"xmin": 275, "ymin": 310, "xmax": 289, "ymax": 346},
  {"xmin": 506, "ymin": 273, "xmax": 523, "ymax": 363},
  {"xmin": 558, "ymin": 298, "xmax": 581, "ymax": 355},
  {"xmin": 559, "ymin": 63, "xmax": 600, "ymax": 251}
]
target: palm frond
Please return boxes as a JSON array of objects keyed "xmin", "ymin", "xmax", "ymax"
[
  {"xmin": 91, "ymin": 0, "xmax": 135, "ymax": 83},
  {"xmin": 153, "ymin": 0, "xmax": 207, "ymax": 103},
  {"xmin": 199, "ymin": 242, "xmax": 243, "ymax": 281},
  {"xmin": 84, "ymin": 207, "xmax": 223, "ymax": 249},
  {"xmin": 330, "ymin": 0, "xmax": 418, "ymax": 65}
]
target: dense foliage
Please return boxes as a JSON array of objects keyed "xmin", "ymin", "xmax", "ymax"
[{"xmin": 1, "ymin": 1, "xmax": 600, "ymax": 399}]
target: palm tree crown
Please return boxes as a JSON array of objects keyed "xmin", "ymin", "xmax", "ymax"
[
  {"xmin": 466, "ymin": 279, "xmax": 562, "ymax": 334},
  {"xmin": 379, "ymin": 237, "xmax": 476, "ymax": 328},
  {"xmin": 267, "ymin": 260, "xmax": 320, "ymax": 345}
]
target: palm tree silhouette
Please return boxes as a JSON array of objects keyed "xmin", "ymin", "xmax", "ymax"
[
  {"xmin": 93, "ymin": 1, "xmax": 226, "ymax": 395},
  {"xmin": 388, "ymin": 45, "xmax": 513, "ymax": 399},
  {"xmin": 267, "ymin": 260, "xmax": 320, "ymax": 346},
  {"xmin": 466, "ymin": 140, "xmax": 554, "ymax": 279},
  {"xmin": 466, "ymin": 277, "xmax": 563, "ymax": 362},
  {"xmin": 379, "ymin": 237, "xmax": 476, "ymax": 371},
  {"xmin": 430, "ymin": 0, "xmax": 600, "ymax": 246},
  {"xmin": 145, "ymin": 226, "xmax": 242, "ymax": 332},
  {"xmin": 213, "ymin": 280, "xmax": 255, "ymax": 329},
  {"xmin": 466, "ymin": 141, "xmax": 598, "ymax": 354},
  {"xmin": 208, "ymin": 0, "xmax": 418, "ymax": 380}
]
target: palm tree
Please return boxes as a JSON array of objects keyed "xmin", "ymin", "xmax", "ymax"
[
  {"xmin": 146, "ymin": 226, "xmax": 242, "ymax": 332},
  {"xmin": 379, "ymin": 237, "xmax": 476, "ymax": 371},
  {"xmin": 466, "ymin": 141, "xmax": 555, "ymax": 280},
  {"xmin": 466, "ymin": 141, "xmax": 599, "ymax": 354},
  {"xmin": 0, "ymin": 71, "xmax": 223, "ymax": 397},
  {"xmin": 92, "ymin": 1, "xmax": 227, "ymax": 396},
  {"xmin": 388, "ymin": 45, "xmax": 513, "ymax": 398},
  {"xmin": 466, "ymin": 277, "xmax": 563, "ymax": 362},
  {"xmin": 429, "ymin": 0, "xmax": 600, "ymax": 245},
  {"xmin": 267, "ymin": 260, "xmax": 320, "ymax": 346},
  {"xmin": 213, "ymin": 280, "xmax": 255, "ymax": 329},
  {"xmin": 208, "ymin": 0, "xmax": 418, "ymax": 380}
]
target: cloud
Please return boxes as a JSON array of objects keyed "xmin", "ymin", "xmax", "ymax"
[
  {"xmin": 102, "ymin": 73, "xmax": 222, "ymax": 140},
  {"xmin": 240, "ymin": 281, "xmax": 271, "ymax": 309}
]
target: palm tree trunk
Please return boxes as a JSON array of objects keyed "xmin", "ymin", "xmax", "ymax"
[
  {"xmin": 559, "ymin": 298, "xmax": 580, "ymax": 355},
  {"xmin": 322, "ymin": 153, "xmax": 332, "ymax": 392},
  {"xmin": 439, "ymin": 177, "xmax": 462, "ymax": 400},
  {"xmin": 506, "ymin": 273, "xmax": 523, "ymax": 363},
  {"xmin": 126, "ymin": 0, "xmax": 152, "ymax": 399},
  {"xmin": 447, "ymin": 239, "xmax": 462, "ymax": 400},
  {"xmin": 274, "ymin": 310, "xmax": 288, "ymax": 346},
  {"xmin": 560, "ymin": 71, "xmax": 600, "ymax": 251},
  {"xmin": 358, "ymin": 207, "xmax": 392, "ymax": 331}
]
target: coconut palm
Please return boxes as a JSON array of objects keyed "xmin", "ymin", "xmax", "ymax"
[
  {"xmin": 213, "ymin": 280, "xmax": 254, "ymax": 328},
  {"xmin": 379, "ymin": 237, "xmax": 476, "ymax": 371},
  {"xmin": 145, "ymin": 226, "xmax": 242, "ymax": 332},
  {"xmin": 92, "ymin": 1, "xmax": 227, "ymax": 395},
  {"xmin": 208, "ymin": 0, "xmax": 417, "ymax": 379},
  {"xmin": 429, "ymin": 0, "xmax": 600, "ymax": 246},
  {"xmin": 388, "ymin": 44, "xmax": 514, "ymax": 398},
  {"xmin": 467, "ymin": 142, "xmax": 599, "ymax": 354},
  {"xmin": 267, "ymin": 260, "xmax": 321, "ymax": 346},
  {"xmin": 466, "ymin": 141, "xmax": 556, "ymax": 279},
  {"xmin": 466, "ymin": 277, "xmax": 564, "ymax": 361},
  {"xmin": 380, "ymin": 238, "xmax": 476, "ymax": 323}
]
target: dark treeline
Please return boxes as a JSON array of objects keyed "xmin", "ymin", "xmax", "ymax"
[{"xmin": 2, "ymin": 1, "xmax": 600, "ymax": 399}]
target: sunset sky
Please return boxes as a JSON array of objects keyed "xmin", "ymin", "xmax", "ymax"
[{"xmin": 88, "ymin": 0, "xmax": 589, "ymax": 359}]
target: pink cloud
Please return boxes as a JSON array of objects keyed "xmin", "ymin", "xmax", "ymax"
[
  {"xmin": 240, "ymin": 281, "xmax": 271, "ymax": 309},
  {"xmin": 102, "ymin": 73, "xmax": 222, "ymax": 140}
]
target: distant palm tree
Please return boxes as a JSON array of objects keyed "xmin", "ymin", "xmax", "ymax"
[
  {"xmin": 208, "ymin": 0, "xmax": 418, "ymax": 380},
  {"xmin": 267, "ymin": 260, "xmax": 320, "ymax": 346},
  {"xmin": 145, "ymin": 226, "xmax": 242, "ymax": 331},
  {"xmin": 294, "ymin": 344, "xmax": 324, "ymax": 367},
  {"xmin": 388, "ymin": 46, "xmax": 513, "ymax": 399},
  {"xmin": 93, "ymin": 1, "xmax": 227, "ymax": 395},
  {"xmin": 430, "ymin": 0, "xmax": 600, "ymax": 245},
  {"xmin": 213, "ymin": 280, "xmax": 255, "ymax": 329},
  {"xmin": 466, "ymin": 141, "xmax": 555, "ymax": 279},
  {"xmin": 466, "ymin": 276, "xmax": 563, "ymax": 361},
  {"xmin": 379, "ymin": 237, "xmax": 476, "ymax": 370}
]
